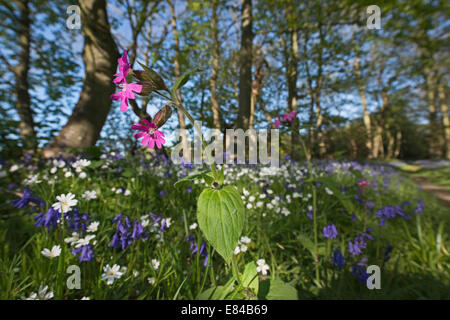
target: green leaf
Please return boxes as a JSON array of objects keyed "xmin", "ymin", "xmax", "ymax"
[
  {"xmin": 197, "ymin": 185, "xmax": 245, "ymax": 263},
  {"xmin": 136, "ymin": 61, "xmax": 167, "ymax": 91},
  {"xmin": 122, "ymin": 169, "xmax": 134, "ymax": 178},
  {"xmin": 196, "ymin": 276, "xmax": 236, "ymax": 300},
  {"xmin": 89, "ymin": 160, "xmax": 104, "ymax": 169},
  {"xmin": 171, "ymin": 68, "xmax": 202, "ymax": 98},
  {"xmin": 174, "ymin": 170, "xmax": 210, "ymax": 188},
  {"xmin": 265, "ymin": 279, "xmax": 298, "ymax": 300},
  {"xmin": 241, "ymin": 262, "xmax": 259, "ymax": 295}
]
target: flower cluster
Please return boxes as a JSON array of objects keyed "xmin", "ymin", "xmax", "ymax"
[
  {"xmin": 186, "ymin": 235, "xmax": 209, "ymax": 267},
  {"xmin": 110, "ymin": 51, "xmax": 142, "ymax": 112},
  {"xmin": 109, "ymin": 213, "xmax": 149, "ymax": 251},
  {"xmin": 274, "ymin": 111, "xmax": 297, "ymax": 128}
]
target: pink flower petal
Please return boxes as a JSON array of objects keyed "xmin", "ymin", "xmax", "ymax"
[
  {"xmin": 148, "ymin": 138, "xmax": 155, "ymax": 149},
  {"xmin": 128, "ymin": 83, "xmax": 142, "ymax": 94},
  {"xmin": 110, "ymin": 92, "xmax": 122, "ymax": 100},
  {"xmin": 141, "ymin": 135, "xmax": 150, "ymax": 146},
  {"xmin": 141, "ymin": 119, "xmax": 151, "ymax": 126},
  {"xmin": 134, "ymin": 132, "xmax": 146, "ymax": 139},
  {"xmin": 120, "ymin": 96, "xmax": 128, "ymax": 112}
]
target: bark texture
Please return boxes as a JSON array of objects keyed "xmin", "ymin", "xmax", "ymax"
[{"xmin": 43, "ymin": 0, "xmax": 119, "ymax": 158}]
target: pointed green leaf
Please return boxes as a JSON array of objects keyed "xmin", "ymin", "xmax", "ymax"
[
  {"xmin": 171, "ymin": 68, "xmax": 202, "ymax": 98},
  {"xmin": 197, "ymin": 186, "xmax": 245, "ymax": 263}
]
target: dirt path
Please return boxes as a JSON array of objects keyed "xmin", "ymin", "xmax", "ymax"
[{"xmin": 411, "ymin": 176, "xmax": 450, "ymax": 206}]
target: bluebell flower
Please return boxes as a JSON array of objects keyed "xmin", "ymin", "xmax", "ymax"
[
  {"xmin": 384, "ymin": 243, "xmax": 393, "ymax": 262},
  {"xmin": 11, "ymin": 189, "xmax": 45, "ymax": 212},
  {"xmin": 348, "ymin": 235, "xmax": 367, "ymax": 257},
  {"xmin": 132, "ymin": 221, "xmax": 149, "ymax": 240},
  {"xmin": 186, "ymin": 235, "xmax": 208, "ymax": 267},
  {"xmin": 413, "ymin": 198, "xmax": 425, "ymax": 215},
  {"xmin": 64, "ymin": 208, "xmax": 90, "ymax": 233},
  {"xmin": 33, "ymin": 207, "xmax": 60, "ymax": 231},
  {"xmin": 323, "ymin": 224, "xmax": 338, "ymax": 239},
  {"xmin": 72, "ymin": 244, "xmax": 94, "ymax": 262},
  {"xmin": 186, "ymin": 187, "xmax": 192, "ymax": 193},
  {"xmin": 306, "ymin": 211, "xmax": 313, "ymax": 220},
  {"xmin": 160, "ymin": 190, "xmax": 166, "ymax": 197},
  {"xmin": 332, "ymin": 248, "xmax": 344, "ymax": 269},
  {"xmin": 352, "ymin": 265, "xmax": 370, "ymax": 283}
]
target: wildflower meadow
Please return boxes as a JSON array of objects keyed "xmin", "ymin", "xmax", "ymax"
[{"xmin": 1, "ymin": 0, "xmax": 449, "ymax": 304}]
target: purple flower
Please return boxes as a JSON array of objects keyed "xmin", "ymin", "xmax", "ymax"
[
  {"xmin": 306, "ymin": 211, "xmax": 313, "ymax": 220},
  {"xmin": 352, "ymin": 265, "xmax": 370, "ymax": 283},
  {"xmin": 64, "ymin": 208, "xmax": 90, "ymax": 233},
  {"xmin": 186, "ymin": 235, "xmax": 208, "ymax": 267},
  {"xmin": 348, "ymin": 235, "xmax": 367, "ymax": 257},
  {"xmin": 160, "ymin": 190, "xmax": 166, "ymax": 197},
  {"xmin": 186, "ymin": 187, "xmax": 192, "ymax": 193},
  {"xmin": 384, "ymin": 243, "xmax": 393, "ymax": 262},
  {"xmin": 323, "ymin": 224, "xmax": 338, "ymax": 239},
  {"xmin": 332, "ymin": 248, "xmax": 344, "ymax": 269},
  {"xmin": 33, "ymin": 207, "xmax": 60, "ymax": 231},
  {"xmin": 11, "ymin": 189, "xmax": 45, "ymax": 212},
  {"xmin": 413, "ymin": 198, "xmax": 425, "ymax": 215},
  {"xmin": 132, "ymin": 221, "xmax": 149, "ymax": 240},
  {"xmin": 150, "ymin": 212, "xmax": 162, "ymax": 225},
  {"xmin": 72, "ymin": 244, "xmax": 94, "ymax": 262}
]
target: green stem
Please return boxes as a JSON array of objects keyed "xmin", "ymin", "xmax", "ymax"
[
  {"xmin": 312, "ymin": 184, "xmax": 320, "ymax": 284},
  {"xmin": 231, "ymin": 255, "xmax": 242, "ymax": 287},
  {"xmin": 172, "ymin": 98, "xmax": 217, "ymax": 178},
  {"xmin": 299, "ymin": 136, "xmax": 320, "ymax": 285}
]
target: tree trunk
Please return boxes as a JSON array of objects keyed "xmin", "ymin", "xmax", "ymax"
[
  {"xmin": 438, "ymin": 83, "xmax": 450, "ymax": 159},
  {"xmin": 42, "ymin": 0, "xmax": 119, "ymax": 158},
  {"xmin": 249, "ymin": 48, "xmax": 266, "ymax": 129},
  {"xmin": 14, "ymin": 0, "xmax": 36, "ymax": 153},
  {"xmin": 315, "ymin": 23, "xmax": 325, "ymax": 158},
  {"xmin": 394, "ymin": 128, "xmax": 402, "ymax": 158},
  {"xmin": 425, "ymin": 69, "xmax": 441, "ymax": 158},
  {"xmin": 285, "ymin": 7, "xmax": 300, "ymax": 160},
  {"xmin": 386, "ymin": 122, "xmax": 394, "ymax": 159},
  {"xmin": 210, "ymin": 0, "xmax": 221, "ymax": 131},
  {"xmin": 236, "ymin": 0, "xmax": 252, "ymax": 130},
  {"xmin": 168, "ymin": 0, "xmax": 189, "ymax": 161},
  {"xmin": 354, "ymin": 55, "xmax": 373, "ymax": 158},
  {"xmin": 372, "ymin": 123, "xmax": 384, "ymax": 159}
]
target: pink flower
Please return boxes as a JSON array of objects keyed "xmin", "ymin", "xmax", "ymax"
[
  {"xmin": 274, "ymin": 117, "xmax": 281, "ymax": 128},
  {"xmin": 288, "ymin": 111, "xmax": 297, "ymax": 121},
  {"xmin": 131, "ymin": 120, "xmax": 165, "ymax": 149},
  {"xmin": 358, "ymin": 180, "xmax": 371, "ymax": 190},
  {"xmin": 110, "ymin": 50, "xmax": 142, "ymax": 112},
  {"xmin": 113, "ymin": 50, "xmax": 130, "ymax": 84},
  {"xmin": 110, "ymin": 81, "xmax": 142, "ymax": 112}
]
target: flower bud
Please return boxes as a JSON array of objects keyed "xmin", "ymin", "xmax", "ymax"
[
  {"xmin": 136, "ymin": 81, "xmax": 154, "ymax": 96},
  {"xmin": 134, "ymin": 69, "xmax": 168, "ymax": 92},
  {"xmin": 152, "ymin": 103, "xmax": 173, "ymax": 129}
]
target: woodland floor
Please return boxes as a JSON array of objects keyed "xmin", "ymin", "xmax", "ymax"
[{"xmin": 411, "ymin": 176, "xmax": 450, "ymax": 206}]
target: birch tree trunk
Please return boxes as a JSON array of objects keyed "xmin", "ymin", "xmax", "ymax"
[{"xmin": 42, "ymin": 0, "xmax": 119, "ymax": 158}]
